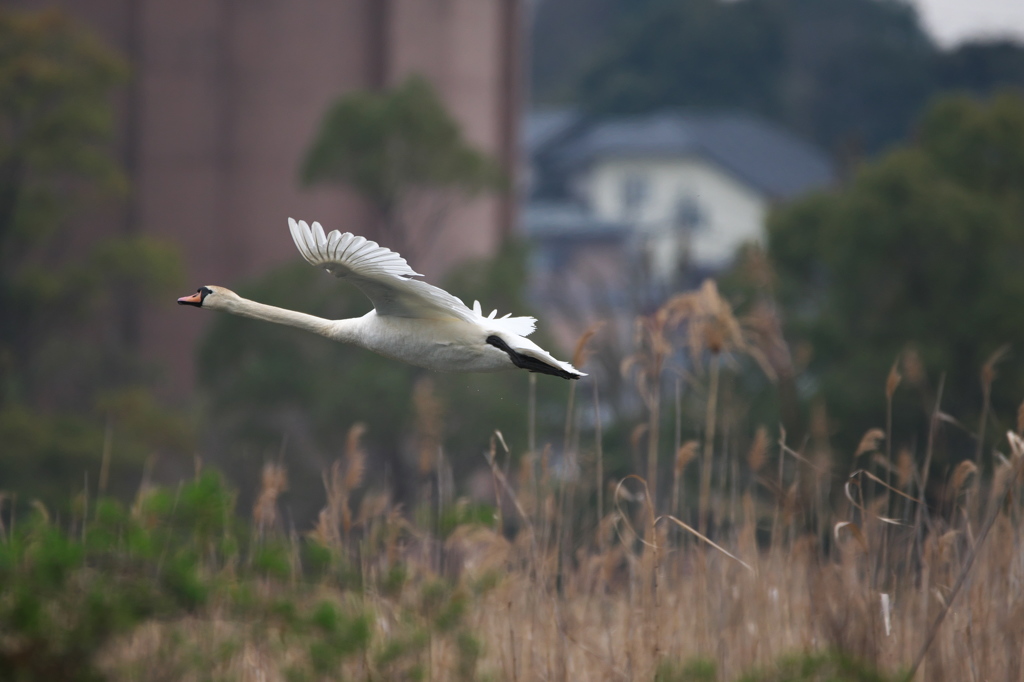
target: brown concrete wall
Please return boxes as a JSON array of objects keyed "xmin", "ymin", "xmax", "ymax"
[{"xmin": 4, "ymin": 0, "xmax": 522, "ymax": 397}]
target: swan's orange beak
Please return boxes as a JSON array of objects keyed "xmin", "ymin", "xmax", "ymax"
[{"xmin": 177, "ymin": 291, "xmax": 203, "ymax": 306}]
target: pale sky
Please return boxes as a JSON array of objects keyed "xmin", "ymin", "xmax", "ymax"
[{"xmin": 911, "ymin": 0, "xmax": 1024, "ymax": 47}]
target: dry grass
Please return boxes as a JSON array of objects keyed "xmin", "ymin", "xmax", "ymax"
[
  {"xmin": 22, "ymin": 280, "xmax": 1024, "ymax": 682},
  {"xmin": 96, "ymin": 471, "xmax": 1024, "ymax": 681}
]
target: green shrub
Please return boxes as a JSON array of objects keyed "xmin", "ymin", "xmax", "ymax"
[
  {"xmin": 655, "ymin": 657, "xmax": 717, "ymax": 682},
  {"xmin": 736, "ymin": 651, "xmax": 895, "ymax": 682}
]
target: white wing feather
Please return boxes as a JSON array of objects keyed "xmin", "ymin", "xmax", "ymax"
[{"xmin": 288, "ymin": 218, "xmax": 537, "ymax": 337}]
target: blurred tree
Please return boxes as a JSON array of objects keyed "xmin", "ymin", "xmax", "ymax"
[
  {"xmin": 771, "ymin": 0, "xmax": 935, "ymax": 153},
  {"xmin": 535, "ymin": 0, "xmax": 1024, "ymax": 156},
  {"xmin": 530, "ymin": 0, "xmax": 649, "ymax": 104},
  {"xmin": 578, "ymin": 0, "xmax": 786, "ymax": 119},
  {"xmin": 917, "ymin": 92, "xmax": 1024, "ymax": 203},
  {"xmin": 767, "ymin": 92, "xmax": 1024, "ymax": 460},
  {"xmin": 300, "ymin": 75, "xmax": 504, "ymax": 260},
  {"xmin": 0, "ymin": 10, "xmax": 188, "ymax": 507},
  {"xmin": 935, "ymin": 41, "xmax": 1024, "ymax": 97},
  {"xmin": 574, "ymin": 0, "xmax": 934, "ymax": 153},
  {"xmin": 198, "ymin": 244, "xmax": 570, "ymax": 524}
]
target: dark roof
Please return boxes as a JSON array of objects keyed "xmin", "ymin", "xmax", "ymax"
[
  {"xmin": 558, "ymin": 111, "xmax": 836, "ymax": 200},
  {"xmin": 521, "ymin": 201, "xmax": 629, "ymax": 242},
  {"xmin": 523, "ymin": 109, "xmax": 581, "ymax": 156}
]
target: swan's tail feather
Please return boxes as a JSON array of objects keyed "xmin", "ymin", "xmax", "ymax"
[
  {"xmin": 469, "ymin": 301, "xmax": 537, "ymax": 338},
  {"xmin": 490, "ymin": 315, "xmax": 537, "ymax": 338}
]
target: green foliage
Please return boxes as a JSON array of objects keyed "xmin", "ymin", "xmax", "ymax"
[
  {"xmin": 766, "ymin": 92, "xmax": 1024, "ymax": 456},
  {"xmin": 736, "ymin": 650, "xmax": 895, "ymax": 682},
  {"xmin": 301, "ymin": 75, "xmax": 503, "ymax": 253},
  {"xmin": 252, "ymin": 540, "xmax": 292, "ymax": 580},
  {"xmin": 917, "ymin": 92, "xmax": 1024, "ymax": 202},
  {"xmin": 0, "ymin": 473, "xmax": 495, "ymax": 681},
  {"xmin": 0, "ymin": 476, "xmax": 222, "ymax": 677},
  {"xmin": 655, "ymin": 657, "xmax": 717, "ymax": 682},
  {"xmin": 174, "ymin": 471, "xmax": 235, "ymax": 545},
  {"xmin": 654, "ymin": 653, "xmax": 894, "ymax": 682},
  {"xmin": 302, "ymin": 539, "xmax": 333, "ymax": 577},
  {"xmin": 305, "ymin": 602, "xmax": 370, "ymax": 672},
  {"xmin": 438, "ymin": 501, "xmax": 497, "ymax": 539},
  {"xmin": 161, "ymin": 550, "xmax": 208, "ymax": 611},
  {"xmin": 302, "ymin": 75, "xmax": 503, "ymax": 201}
]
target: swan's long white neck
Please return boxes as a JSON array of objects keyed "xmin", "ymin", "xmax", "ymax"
[{"xmin": 213, "ymin": 294, "xmax": 362, "ymax": 345}]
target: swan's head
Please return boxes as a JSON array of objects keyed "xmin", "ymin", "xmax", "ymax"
[{"xmin": 177, "ymin": 285, "xmax": 235, "ymax": 309}]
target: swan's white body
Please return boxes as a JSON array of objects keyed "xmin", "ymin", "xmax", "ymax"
[{"xmin": 178, "ymin": 219, "xmax": 582, "ymax": 379}]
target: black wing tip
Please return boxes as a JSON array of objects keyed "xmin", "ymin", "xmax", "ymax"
[{"xmin": 486, "ymin": 335, "xmax": 581, "ymax": 380}]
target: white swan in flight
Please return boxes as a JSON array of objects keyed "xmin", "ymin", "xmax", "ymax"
[{"xmin": 178, "ymin": 218, "xmax": 582, "ymax": 380}]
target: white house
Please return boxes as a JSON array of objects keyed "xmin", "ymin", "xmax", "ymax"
[{"xmin": 524, "ymin": 110, "xmax": 836, "ymax": 284}]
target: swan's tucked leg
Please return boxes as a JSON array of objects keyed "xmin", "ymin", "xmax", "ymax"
[{"xmin": 485, "ymin": 335, "xmax": 579, "ymax": 380}]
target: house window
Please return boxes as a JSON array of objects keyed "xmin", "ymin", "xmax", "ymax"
[
  {"xmin": 620, "ymin": 172, "xmax": 648, "ymax": 217},
  {"xmin": 674, "ymin": 196, "xmax": 706, "ymax": 234}
]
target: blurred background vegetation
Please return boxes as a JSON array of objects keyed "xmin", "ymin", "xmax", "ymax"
[
  {"xmin": 533, "ymin": 0, "xmax": 1024, "ymax": 154},
  {"xmin": 1, "ymin": 0, "xmax": 1024, "ymax": 532},
  {"xmin": 765, "ymin": 92, "xmax": 1024, "ymax": 468},
  {"xmin": 300, "ymin": 75, "xmax": 505, "ymax": 260},
  {"xmin": 0, "ymin": 11, "xmax": 188, "ymax": 507},
  {"xmin": 3, "ymin": 2, "xmax": 1024, "ymax": 680}
]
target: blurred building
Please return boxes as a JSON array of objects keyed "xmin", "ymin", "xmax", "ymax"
[
  {"xmin": 7, "ymin": 0, "xmax": 523, "ymax": 396},
  {"xmin": 523, "ymin": 109, "xmax": 835, "ymax": 345}
]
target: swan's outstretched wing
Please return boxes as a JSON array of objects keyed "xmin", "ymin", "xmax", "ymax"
[{"xmin": 288, "ymin": 219, "xmax": 536, "ymax": 337}]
